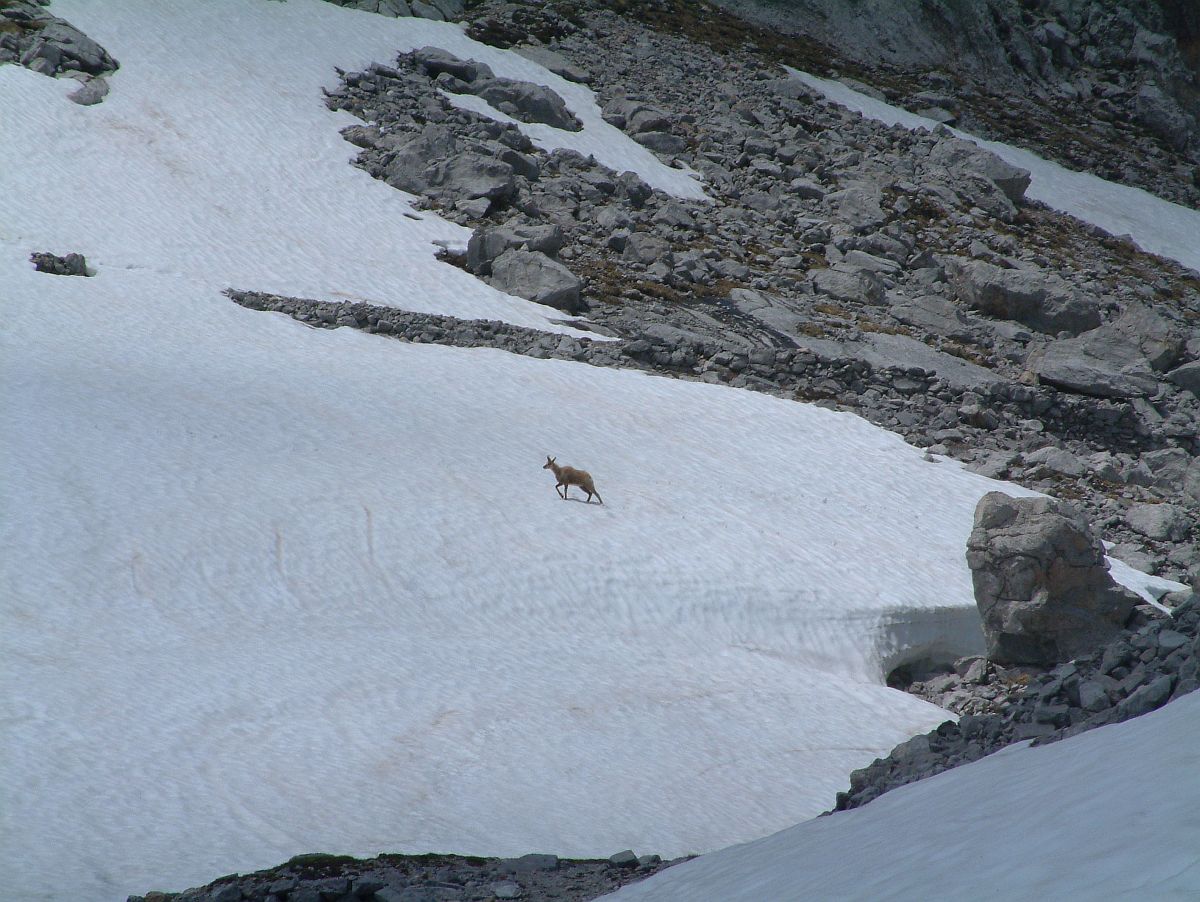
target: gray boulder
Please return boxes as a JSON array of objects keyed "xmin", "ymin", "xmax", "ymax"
[
  {"xmin": 966, "ymin": 492, "xmax": 1141, "ymax": 666},
  {"xmin": 1125, "ymin": 503, "xmax": 1188, "ymax": 542},
  {"xmin": 68, "ymin": 75, "xmax": 108, "ymax": 106},
  {"xmin": 327, "ymin": 0, "xmax": 413, "ymax": 15},
  {"xmin": 423, "ymin": 154, "xmax": 517, "ymax": 208},
  {"xmin": 811, "ymin": 265, "xmax": 885, "ymax": 305},
  {"xmin": 514, "ymin": 45, "xmax": 591, "ymax": 84},
  {"xmin": 474, "ymin": 78, "xmax": 580, "ymax": 131},
  {"xmin": 383, "ymin": 124, "xmax": 458, "ymax": 195},
  {"xmin": 410, "ymin": 0, "xmax": 445, "ymax": 21},
  {"xmin": 948, "ymin": 259, "xmax": 1100, "ymax": 336},
  {"xmin": 622, "ymin": 232, "xmax": 671, "ymax": 266},
  {"xmin": 489, "ymin": 249, "xmax": 583, "ymax": 312},
  {"xmin": 411, "ymin": 46, "xmax": 492, "ymax": 83},
  {"xmin": 30, "ymin": 251, "xmax": 89, "ymax": 276},
  {"xmin": 824, "ymin": 183, "xmax": 885, "ymax": 232},
  {"xmin": 889, "ymin": 292, "xmax": 973, "ymax": 339},
  {"xmin": 429, "ymin": 0, "xmax": 464, "ymax": 17},
  {"xmin": 728, "ymin": 287, "xmax": 808, "ymax": 334},
  {"xmin": 36, "ymin": 21, "xmax": 117, "ymax": 74},
  {"xmin": 1134, "ymin": 83, "xmax": 1194, "ymax": 150},
  {"xmin": 633, "ymin": 131, "xmax": 687, "ymax": 154},
  {"xmin": 467, "ymin": 221, "xmax": 563, "ymax": 275},
  {"xmin": 1166, "ymin": 361, "xmax": 1200, "ymax": 396},
  {"xmin": 1032, "ymin": 320, "xmax": 1161, "ymax": 399},
  {"xmin": 927, "ymin": 136, "xmax": 1031, "ymax": 204}
]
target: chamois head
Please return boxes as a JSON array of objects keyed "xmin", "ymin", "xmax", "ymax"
[{"xmin": 543, "ymin": 456, "xmax": 557, "ymax": 470}]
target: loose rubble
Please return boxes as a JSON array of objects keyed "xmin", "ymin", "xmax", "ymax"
[{"xmin": 128, "ymin": 849, "xmax": 682, "ymax": 902}]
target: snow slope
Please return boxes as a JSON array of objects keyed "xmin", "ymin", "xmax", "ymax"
[
  {"xmin": 0, "ymin": 0, "xmax": 700, "ymax": 340},
  {"xmin": 790, "ymin": 70, "xmax": 1200, "ymax": 274},
  {"xmin": 608, "ymin": 689, "xmax": 1200, "ymax": 901},
  {"xmin": 0, "ymin": 3, "xmax": 1181, "ymax": 901}
]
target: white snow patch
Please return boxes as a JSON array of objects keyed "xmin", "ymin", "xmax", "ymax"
[
  {"xmin": 789, "ymin": 69, "xmax": 1200, "ymax": 274},
  {"xmin": 607, "ymin": 689, "xmax": 1200, "ymax": 901}
]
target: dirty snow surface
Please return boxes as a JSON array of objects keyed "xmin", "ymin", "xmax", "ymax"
[{"xmin": 0, "ymin": 2, "xmax": 1177, "ymax": 900}]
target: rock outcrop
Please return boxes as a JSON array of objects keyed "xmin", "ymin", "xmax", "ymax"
[
  {"xmin": 966, "ymin": 492, "xmax": 1142, "ymax": 666},
  {"xmin": 0, "ymin": 1, "xmax": 118, "ymax": 102},
  {"xmin": 30, "ymin": 251, "xmax": 89, "ymax": 276}
]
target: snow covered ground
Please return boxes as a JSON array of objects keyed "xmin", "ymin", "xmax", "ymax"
[
  {"xmin": 608, "ymin": 688, "xmax": 1200, "ymax": 901},
  {"xmin": 790, "ymin": 70, "xmax": 1200, "ymax": 275},
  {"xmin": 0, "ymin": 3, "xmax": 1186, "ymax": 901}
]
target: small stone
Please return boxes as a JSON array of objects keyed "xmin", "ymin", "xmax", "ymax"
[{"xmin": 491, "ymin": 880, "xmax": 522, "ymax": 899}]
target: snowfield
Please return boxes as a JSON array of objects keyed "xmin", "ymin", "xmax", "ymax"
[
  {"xmin": 0, "ymin": 2, "xmax": 1189, "ymax": 901},
  {"xmin": 607, "ymin": 688, "xmax": 1200, "ymax": 901}
]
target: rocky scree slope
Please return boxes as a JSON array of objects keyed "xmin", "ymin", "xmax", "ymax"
[{"xmin": 706, "ymin": 0, "xmax": 1200, "ymax": 208}]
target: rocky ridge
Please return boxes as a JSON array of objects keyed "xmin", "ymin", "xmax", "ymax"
[
  {"xmin": 705, "ymin": 0, "xmax": 1200, "ymax": 209},
  {"xmin": 128, "ymin": 850, "xmax": 681, "ymax": 902}
]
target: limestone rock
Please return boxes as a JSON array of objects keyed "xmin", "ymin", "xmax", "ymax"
[
  {"xmin": 633, "ymin": 131, "xmax": 687, "ymax": 154},
  {"xmin": 811, "ymin": 265, "xmax": 885, "ymax": 305},
  {"xmin": 621, "ymin": 232, "xmax": 671, "ymax": 266},
  {"xmin": 966, "ymin": 492, "xmax": 1140, "ymax": 666},
  {"xmin": 824, "ymin": 182, "xmax": 885, "ymax": 232},
  {"xmin": 328, "ymin": 0, "xmax": 413, "ymax": 15},
  {"xmin": 30, "ymin": 251, "xmax": 89, "ymax": 276},
  {"xmin": 928, "ymin": 136, "xmax": 1031, "ymax": 204},
  {"xmin": 466, "ymin": 221, "xmax": 563, "ymax": 275},
  {"xmin": 411, "ymin": 46, "xmax": 492, "ymax": 83},
  {"xmin": 473, "ymin": 78, "xmax": 580, "ymax": 131},
  {"xmin": 1166, "ymin": 361, "xmax": 1200, "ymax": 396},
  {"xmin": 515, "ymin": 45, "xmax": 591, "ymax": 84},
  {"xmin": 948, "ymin": 259, "xmax": 1100, "ymax": 336},
  {"xmin": 419, "ymin": 153, "xmax": 517, "ymax": 209},
  {"xmin": 1032, "ymin": 318, "xmax": 1161, "ymax": 399},
  {"xmin": 489, "ymin": 249, "xmax": 583, "ymax": 312},
  {"xmin": 1125, "ymin": 503, "xmax": 1188, "ymax": 542},
  {"xmin": 68, "ymin": 75, "xmax": 108, "ymax": 106}
]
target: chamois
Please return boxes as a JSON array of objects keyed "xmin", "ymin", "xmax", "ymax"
[{"xmin": 543, "ymin": 456, "xmax": 603, "ymax": 504}]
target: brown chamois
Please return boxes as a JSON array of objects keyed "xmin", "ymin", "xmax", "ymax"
[{"xmin": 543, "ymin": 456, "xmax": 603, "ymax": 504}]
